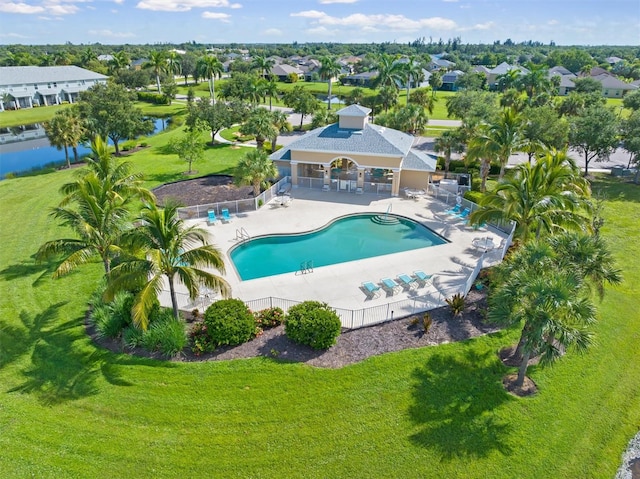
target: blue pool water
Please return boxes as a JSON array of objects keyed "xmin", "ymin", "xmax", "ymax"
[{"xmin": 230, "ymin": 213, "xmax": 447, "ymax": 280}]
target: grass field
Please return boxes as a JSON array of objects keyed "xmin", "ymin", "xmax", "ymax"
[{"xmin": 0, "ymin": 121, "xmax": 639, "ymax": 477}]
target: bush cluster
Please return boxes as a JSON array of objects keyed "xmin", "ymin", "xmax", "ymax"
[
  {"xmin": 137, "ymin": 91, "xmax": 170, "ymax": 105},
  {"xmin": 254, "ymin": 307, "xmax": 284, "ymax": 329},
  {"xmin": 284, "ymin": 301, "xmax": 341, "ymax": 350},
  {"xmin": 192, "ymin": 299, "xmax": 256, "ymax": 354}
]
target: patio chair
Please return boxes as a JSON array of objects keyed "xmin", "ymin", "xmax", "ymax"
[
  {"xmin": 221, "ymin": 208, "xmax": 233, "ymax": 223},
  {"xmin": 361, "ymin": 281, "xmax": 381, "ymax": 299},
  {"xmin": 446, "ymin": 204, "xmax": 462, "ymax": 215},
  {"xmin": 380, "ymin": 277, "xmax": 402, "ymax": 295},
  {"xmin": 413, "ymin": 270, "xmax": 433, "ymax": 287},
  {"xmin": 207, "ymin": 210, "xmax": 218, "ymax": 226},
  {"xmin": 396, "ymin": 273, "xmax": 417, "ymax": 290},
  {"xmin": 456, "ymin": 208, "xmax": 471, "ymax": 220}
]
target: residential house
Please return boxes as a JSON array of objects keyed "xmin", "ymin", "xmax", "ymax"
[
  {"xmin": 605, "ymin": 56, "xmax": 624, "ymax": 66},
  {"xmin": 548, "ymin": 66, "xmax": 577, "ymax": 96},
  {"xmin": 269, "ymin": 104, "xmax": 437, "ymax": 196},
  {"xmin": 342, "ymin": 71, "xmax": 378, "ymax": 88},
  {"xmin": 485, "ymin": 62, "xmax": 529, "ymax": 87},
  {"xmin": 0, "ymin": 65, "xmax": 108, "ymax": 111},
  {"xmin": 591, "ymin": 73, "xmax": 638, "ymax": 98},
  {"xmin": 440, "ymin": 70, "xmax": 465, "ymax": 91},
  {"xmin": 427, "ymin": 58, "xmax": 455, "ymax": 71},
  {"xmin": 269, "ymin": 64, "xmax": 304, "ymax": 82}
]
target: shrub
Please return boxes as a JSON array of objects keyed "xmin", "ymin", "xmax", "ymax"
[
  {"xmin": 123, "ymin": 326, "xmax": 143, "ymax": 348},
  {"xmin": 446, "ymin": 293, "xmax": 466, "ymax": 317},
  {"xmin": 142, "ymin": 314, "xmax": 187, "ymax": 357},
  {"xmin": 254, "ymin": 307, "xmax": 284, "ymax": 329},
  {"xmin": 202, "ymin": 299, "xmax": 256, "ymax": 348},
  {"xmin": 423, "ymin": 313, "xmax": 433, "ymax": 333},
  {"xmin": 137, "ymin": 91, "xmax": 170, "ymax": 105},
  {"xmin": 285, "ymin": 301, "xmax": 341, "ymax": 350},
  {"xmin": 90, "ymin": 290, "xmax": 134, "ymax": 339},
  {"xmin": 190, "ymin": 322, "xmax": 213, "ymax": 356}
]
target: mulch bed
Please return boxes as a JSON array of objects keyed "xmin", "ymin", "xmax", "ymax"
[
  {"xmin": 152, "ymin": 175, "xmax": 254, "ymax": 207},
  {"xmin": 88, "ymin": 289, "xmax": 500, "ymax": 369}
]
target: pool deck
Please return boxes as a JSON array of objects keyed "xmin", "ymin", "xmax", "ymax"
[{"xmin": 173, "ymin": 188, "xmax": 508, "ymax": 322}]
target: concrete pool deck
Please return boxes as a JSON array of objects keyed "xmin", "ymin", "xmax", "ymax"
[{"xmin": 171, "ymin": 188, "xmax": 509, "ymax": 325}]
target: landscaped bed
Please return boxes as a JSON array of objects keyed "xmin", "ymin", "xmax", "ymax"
[{"xmin": 152, "ymin": 174, "xmax": 254, "ymax": 206}]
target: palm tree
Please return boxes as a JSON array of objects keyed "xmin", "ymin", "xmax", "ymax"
[
  {"xmin": 262, "ymin": 77, "xmax": 279, "ymax": 111},
  {"xmin": 59, "ymin": 136, "xmax": 155, "ymax": 208},
  {"xmin": 36, "ymin": 173, "xmax": 130, "ymax": 276},
  {"xmin": 373, "ymin": 53, "xmax": 404, "ymax": 91},
  {"xmin": 318, "ymin": 55, "xmax": 342, "ymax": 110},
  {"xmin": 469, "ymin": 108, "xmax": 525, "ymax": 181},
  {"xmin": 80, "ymin": 47, "xmax": 97, "ymax": 67},
  {"xmin": 233, "ymin": 149, "xmax": 279, "ymax": 197},
  {"xmin": 251, "ymin": 54, "xmax": 274, "ymax": 78},
  {"xmin": 197, "ymin": 55, "xmax": 224, "ymax": 104},
  {"xmin": 468, "ymin": 150, "xmax": 592, "ymax": 241},
  {"xmin": 44, "ymin": 107, "xmax": 85, "ymax": 168},
  {"xmin": 145, "ymin": 50, "xmax": 168, "ymax": 94},
  {"xmin": 167, "ymin": 51, "xmax": 182, "ymax": 78},
  {"xmin": 270, "ymin": 110, "xmax": 292, "ymax": 152},
  {"xmin": 518, "ymin": 63, "xmax": 551, "ymax": 103},
  {"xmin": 402, "ymin": 56, "xmax": 425, "ymax": 104},
  {"xmin": 107, "ymin": 201, "xmax": 230, "ymax": 328},
  {"xmin": 108, "ymin": 50, "xmax": 129, "ymax": 74},
  {"xmin": 466, "ymin": 126, "xmax": 498, "ymax": 193},
  {"xmin": 489, "ymin": 241, "xmax": 597, "ymax": 388},
  {"xmin": 434, "ymin": 129, "xmax": 464, "ymax": 175},
  {"xmin": 240, "ymin": 107, "xmax": 278, "ymax": 150}
]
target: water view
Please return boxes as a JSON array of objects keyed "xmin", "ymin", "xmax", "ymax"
[{"xmin": 0, "ymin": 117, "xmax": 169, "ymax": 178}]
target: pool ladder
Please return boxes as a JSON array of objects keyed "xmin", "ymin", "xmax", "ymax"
[
  {"xmin": 298, "ymin": 260, "xmax": 314, "ymax": 275},
  {"xmin": 235, "ymin": 227, "xmax": 250, "ymax": 241}
]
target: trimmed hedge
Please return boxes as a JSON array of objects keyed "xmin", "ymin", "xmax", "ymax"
[
  {"xmin": 137, "ymin": 91, "xmax": 170, "ymax": 105},
  {"xmin": 285, "ymin": 301, "xmax": 341, "ymax": 350}
]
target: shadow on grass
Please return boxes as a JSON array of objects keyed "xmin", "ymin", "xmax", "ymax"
[
  {"xmin": 591, "ymin": 176, "xmax": 640, "ymax": 204},
  {"xmin": 0, "ymin": 254, "xmax": 59, "ymax": 287},
  {"xmin": 3, "ymin": 303, "xmax": 175, "ymax": 405},
  {"xmin": 408, "ymin": 347, "xmax": 513, "ymax": 459}
]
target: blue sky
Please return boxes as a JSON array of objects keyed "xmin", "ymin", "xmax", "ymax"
[{"xmin": 0, "ymin": 0, "xmax": 638, "ymax": 46}]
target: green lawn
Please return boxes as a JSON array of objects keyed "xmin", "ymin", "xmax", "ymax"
[{"xmin": 0, "ymin": 120, "xmax": 639, "ymax": 478}]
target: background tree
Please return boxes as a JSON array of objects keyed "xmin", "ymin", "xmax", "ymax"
[
  {"xmin": 407, "ymin": 87, "xmax": 436, "ymax": 114},
  {"xmin": 78, "ymin": 83, "xmax": 153, "ymax": 156},
  {"xmin": 620, "ymin": 110, "xmax": 640, "ymax": 183},
  {"xmin": 434, "ymin": 129, "xmax": 465, "ymax": 174},
  {"xmin": 180, "ymin": 52, "xmax": 197, "ymax": 86},
  {"xmin": 169, "ymin": 129, "xmax": 204, "ymax": 175},
  {"xmin": 569, "ymin": 104, "xmax": 619, "ymax": 176},
  {"xmin": 428, "ymin": 71, "xmax": 443, "ymax": 96},
  {"xmin": 240, "ymin": 107, "xmax": 278, "ymax": 150},
  {"xmin": 282, "ymin": 86, "xmax": 320, "ymax": 129},
  {"xmin": 233, "ymin": 149, "xmax": 279, "ymax": 197},
  {"xmin": 186, "ymin": 99, "xmax": 246, "ymax": 146},
  {"xmin": 251, "ymin": 54, "xmax": 274, "ymax": 78},
  {"xmin": 522, "ymin": 105, "xmax": 569, "ymax": 162},
  {"xmin": 377, "ymin": 85, "xmax": 399, "ymax": 112},
  {"xmin": 44, "ymin": 107, "xmax": 86, "ymax": 168},
  {"xmin": 166, "ymin": 51, "xmax": 182, "ymax": 80},
  {"xmin": 270, "ymin": 110, "xmax": 292, "ymax": 151},
  {"xmin": 107, "ymin": 201, "xmax": 230, "ymax": 329},
  {"xmin": 263, "ymin": 77, "xmax": 279, "ymax": 111},
  {"xmin": 344, "ymin": 87, "xmax": 365, "ymax": 106},
  {"xmin": 145, "ymin": 50, "xmax": 168, "ymax": 94},
  {"xmin": 197, "ymin": 55, "xmax": 224, "ymax": 104},
  {"xmin": 318, "ymin": 55, "xmax": 342, "ymax": 110},
  {"xmin": 622, "ymin": 89, "xmax": 640, "ymax": 111},
  {"xmin": 108, "ymin": 50, "xmax": 130, "ymax": 74},
  {"xmin": 373, "ymin": 53, "xmax": 403, "ymax": 90},
  {"xmin": 573, "ymin": 77, "xmax": 603, "ymax": 95},
  {"xmin": 402, "ymin": 56, "xmax": 425, "ymax": 103}
]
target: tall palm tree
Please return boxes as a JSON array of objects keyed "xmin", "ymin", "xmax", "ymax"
[
  {"xmin": 373, "ymin": 53, "xmax": 404, "ymax": 91},
  {"xmin": 262, "ymin": 77, "xmax": 279, "ymax": 111},
  {"xmin": 44, "ymin": 107, "xmax": 85, "ymax": 168},
  {"xmin": 518, "ymin": 63, "xmax": 551, "ymax": 103},
  {"xmin": 107, "ymin": 201, "xmax": 230, "ymax": 328},
  {"xmin": 36, "ymin": 173, "xmax": 130, "ymax": 276},
  {"xmin": 108, "ymin": 50, "xmax": 130, "ymax": 74},
  {"xmin": 318, "ymin": 55, "xmax": 342, "ymax": 110},
  {"xmin": 233, "ymin": 149, "xmax": 279, "ymax": 197},
  {"xmin": 145, "ymin": 50, "xmax": 168, "ymax": 94},
  {"xmin": 240, "ymin": 107, "xmax": 278, "ymax": 150},
  {"xmin": 489, "ymin": 241, "xmax": 597, "ymax": 388},
  {"xmin": 166, "ymin": 51, "xmax": 182, "ymax": 78},
  {"xmin": 468, "ymin": 150, "xmax": 592, "ymax": 241},
  {"xmin": 251, "ymin": 54, "xmax": 274, "ymax": 78},
  {"xmin": 434, "ymin": 129, "xmax": 465, "ymax": 175},
  {"xmin": 197, "ymin": 55, "xmax": 224, "ymax": 104},
  {"xmin": 270, "ymin": 110, "xmax": 291, "ymax": 151},
  {"xmin": 402, "ymin": 56, "xmax": 425, "ymax": 104},
  {"xmin": 80, "ymin": 47, "xmax": 97, "ymax": 67}
]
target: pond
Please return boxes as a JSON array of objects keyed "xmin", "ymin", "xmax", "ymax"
[{"xmin": 0, "ymin": 117, "xmax": 169, "ymax": 179}]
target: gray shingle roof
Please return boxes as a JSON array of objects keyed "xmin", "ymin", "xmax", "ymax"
[
  {"xmin": 269, "ymin": 122, "xmax": 415, "ymax": 161},
  {"xmin": 337, "ymin": 104, "xmax": 371, "ymax": 117},
  {"xmin": 593, "ymin": 73, "xmax": 638, "ymax": 90},
  {"xmin": 0, "ymin": 66, "xmax": 108, "ymax": 86},
  {"xmin": 402, "ymin": 150, "xmax": 437, "ymax": 171}
]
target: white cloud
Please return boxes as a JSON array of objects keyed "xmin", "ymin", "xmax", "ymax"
[
  {"xmin": 458, "ymin": 21, "xmax": 495, "ymax": 31},
  {"xmin": 47, "ymin": 3, "xmax": 78, "ymax": 14},
  {"xmin": 88, "ymin": 28, "xmax": 136, "ymax": 38},
  {"xmin": 291, "ymin": 10, "xmax": 458, "ymax": 31},
  {"xmin": 0, "ymin": 31, "xmax": 29, "ymax": 38},
  {"xmin": 305, "ymin": 26, "xmax": 337, "ymax": 36},
  {"xmin": 0, "ymin": 2, "xmax": 45, "ymax": 14},
  {"xmin": 547, "ymin": 19, "xmax": 558, "ymax": 25},
  {"xmin": 319, "ymin": 0, "xmax": 358, "ymax": 4},
  {"xmin": 136, "ymin": 0, "xmax": 241, "ymax": 11},
  {"xmin": 202, "ymin": 11, "xmax": 230, "ymax": 21},
  {"xmin": 113, "ymin": 0, "xmax": 124, "ymax": 3},
  {"xmin": 263, "ymin": 27, "xmax": 282, "ymax": 36}
]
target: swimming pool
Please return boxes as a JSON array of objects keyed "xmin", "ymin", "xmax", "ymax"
[{"xmin": 230, "ymin": 213, "xmax": 447, "ymax": 280}]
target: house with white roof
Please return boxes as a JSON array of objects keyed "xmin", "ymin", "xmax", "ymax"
[
  {"xmin": 0, "ymin": 65, "xmax": 108, "ymax": 111},
  {"xmin": 269, "ymin": 105, "xmax": 437, "ymax": 196},
  {"xmin": 485, "ymin": 62, "xmax": 529, "ymax": 87}
]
